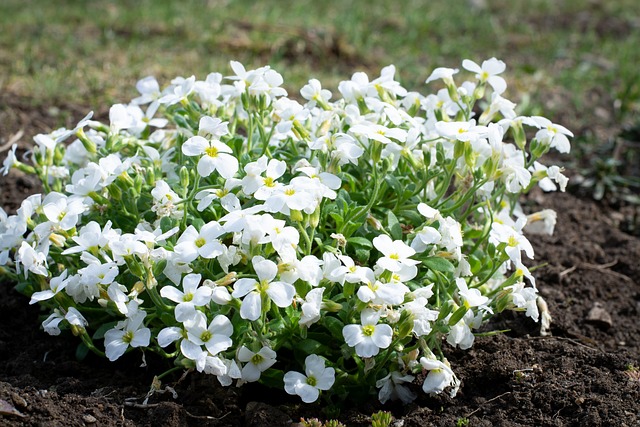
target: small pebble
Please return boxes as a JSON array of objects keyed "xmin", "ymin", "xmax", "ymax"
[
  {"xmin": 585, "ymin": 302, "xmax": 613, "ymax": 329},
  {"xmin": 10, "ymin": 392, "xmax": 28, "ymax": 409},
  {"xmin": 83, "ymin": 414, "xmax": 97, "ymax": 424}
]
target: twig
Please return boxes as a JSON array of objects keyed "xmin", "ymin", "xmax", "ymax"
[
  {"xmin": 529, "ymin": 335, "xmax": 604, "ymax": 353},
  {"xmin": 558, "ymin": 265, "xmax": 577, "ymax": 278},
  {"xmin": 185, "ymin": 410, "xmax": 231, "ymax": 421},
  {"xmin": 558, "ymin": 259, "xmax": 632, "ymax": 283},
  {"xmin": 465, "ymin": 391, "xmax": 511, "ymax": 417},
  {"xmin": 124, "ymin": 401, "xmax": 162, "ymax": 409},
  {"xmin": 0, "ymin": 129, "xmax": 24, "ymax": 153}
]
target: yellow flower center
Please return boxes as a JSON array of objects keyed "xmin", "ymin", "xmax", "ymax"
[
  {"xmin": 200, "ymin": 331, "xmax": 212, "ymax": 342},
  {"xmin": 122, "ymin": 330, "xmax": 134, "ymax": 344},
  {"xmin": 362, "ymin": 325, "xmax": 375, "ymax": 336},
  {"xmin": 205, "ymin": 146, "xmax": 219, "ymax": 158}
]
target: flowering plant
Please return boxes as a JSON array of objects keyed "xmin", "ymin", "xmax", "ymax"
[{"xmin": 0, "ymin": 58, "xmax": 569, "ymax": 405}]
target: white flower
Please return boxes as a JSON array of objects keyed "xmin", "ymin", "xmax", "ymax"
[
  {"xmin": 17, "ymin": 242, "xmax": 48, "ymax": 278},
  {"xmin": 264, "ymin": 182, "xmax": 317, "ymax": 216},
  {"xmin": 237, "ymin": 345, "xmax": 277, "ymax": 382},
  {"xmin": 158, "ymin": 75, "xmax": 195, "ymax": 105},
  {"xmin": 524, "ymin": 209, "xmax": 557, "ymax": 235},
  {"xmin": 350, "ymin": 123, "xmax": 408, "ymax": 145},
  {"xmin": 357, "ymin": 279, "xmax": 409, "ymax": 306},
  {"xmin": 42, "ymin": 310, "xmax": 64, "ymax": 336},
  {"xmin": 462, "ymin": 57, "xmax": 507, "ymax": 95},
  {"xmin": 160, "ymin": 273, "xmax": 212, "ymax": 322},
  {"xmin": 372, "ymin": 234, "xmax": 419, "ymax": 273},
  {"xmin": 30, "ymin": 270, "xmax": 69, "ymax": 304},
  {"xmin": 284, "ymin": 354, "xmax": 335, "ymax": 403},
  {"xmin": 376, "ymin": 371, "xmax": 416, "ymax": 404},
  {"xmin": 425, "ymin": 67, "xmax": 459, "ymax": 85},
  {"xmin": 507, "ymin": 282, "xmax": 540, "ymax": 321},
  {"xmin": 342, "ymin": 309, "xmax": 393, "ymax": 358},
  {"xmin": 104, "ymin": 311, "xmax": 151, "ymax": 361},
  {"xmin": 0, "ymin": 144, "xmax": 18, "ymax": 176},
  {"xmin": 42, "ymin": 193, "xmax": 86, "ymax": 231},
  {"xmin": 174, "ymin": 222, "xmax": 225, "ymax": 262},
  {"xmin": 182, "ymin": 136, "xmax": 238, "ymax": 179},
  {"xmin": 300, "ymin": 79, "xmax": 332, "ymax": 108},
  {"xmin": 299, "ymin": 288, "xmax": 324, "ymax": 327},
  {"xmin": 232, "ymin": 256, "xmax": 295, "ymax": 321},
  {"xmin": 456, "ymin": 278, "xmax": 489, "ymax": 308},
  {"xmin": 447, "ymin": 311, "xmax": 482, "ymax": 350},
  {"xmin": 61, "ymin": 220, "xmax": 115, "ymax": 255},
  {"xmin": 198, "ymin": 116, "xmax": 229, "ymax": 139},
  {"xmin": 489, "ymin": 219, "xmax": 534, "ymax": 264},
  {"xmin": 534, "ymin": 118, "xmax": 573, "ymax": 154},
  {"xmin": 420, "ymin": 357, "xmax": 456, "ymax": 394},
  {"xmin": 132, "ymin": 76, "xmax": 161, "ymax": 105},
  {"xmin": 194, "ymin": 178, "xmax": 241, "ymax": 212},
  {"xmin": 180, "ymin": 312, "xmax": 233, "ymax": 360}
]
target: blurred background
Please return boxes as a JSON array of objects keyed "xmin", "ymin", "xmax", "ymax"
[{"xmin": 1, "ymin": 0, "xmax": 639, "ymax": 204}]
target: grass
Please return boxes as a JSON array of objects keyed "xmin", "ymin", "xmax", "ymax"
[{"xmin": 1, "ymin": 0, "xmax": 639, "ymax": 131}]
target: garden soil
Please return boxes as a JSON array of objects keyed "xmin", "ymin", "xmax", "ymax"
[{"xmin": 1, "ymin": 101, "xmax": 639, "ymax": 426}]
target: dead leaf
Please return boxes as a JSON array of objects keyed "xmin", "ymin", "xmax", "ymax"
[{"xmin": 0, "ymin": 399, "xmax": 26, "ymax": 418}]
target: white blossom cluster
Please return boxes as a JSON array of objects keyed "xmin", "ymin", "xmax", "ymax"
[{"xmin": 0, "ymin": 58, "xmax": 569, "ymax": 405}]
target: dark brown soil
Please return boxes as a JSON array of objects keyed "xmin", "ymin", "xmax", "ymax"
[{"xmin": 1, "ymin": 104, "xmax": 639, "ymax": 426}]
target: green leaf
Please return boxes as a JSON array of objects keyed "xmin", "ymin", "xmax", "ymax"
[
  {"xmin": 296, "ymin": 338, "xmax": 331, "ymax": 356},
  {"xmin": 348, "ymin": 237, "xmax": 372, "ymax": 249},
  {"xmin": 343, "ymin": 280, "xmax": 356, "ymax": 298},
  {"xmin": 75, "ymin": 342, "xmax": 90, "ymax": 361},
  {"xmin": 387, "ymin": 210, "xmax": 402, "ymax": 240},
  {"xmin": 354, "ymin": 248, "xmax": 370, "ymax": 263},
  {"xmin": 399, "ymin": 210, "xmax": 423, "ymax": 226},
  {"xmin": 449, "ymin": 306, "xmax": 468, "ymax": 326},
  {"xmin": 424, "ymin": 256, "xmax": 455, "ymax": 273},
  {"xmin": 384, "ymin": 175, "xmax": 403, "ymax": 194},
  {"xmin": 191, "ymin": 217, "xmax": 205, "ymax": 231},
  {"xmin": 152, "ymin": 259, "xmax": 167, "ymax": 278},
  {"xmin": 294, "ymin": 280, "xmax": 311, "ymax": 299},
  {"xmin": 329, "ymin": 212, "xmax": 344, "ymax": 228},
  {"xmin": 92, "ymin": 321, "xmax": 118, "ymax": 340},
  {"xmin": 160, "ymin": 216, "xmax": 177, "ymax": 234},
  {"xmin": 259, "ymin": 368, "xmax": 284, "ymax": 388},
  {"xmin": 322, "ymin": 316, "xmax": 345, "ymax": 340}
]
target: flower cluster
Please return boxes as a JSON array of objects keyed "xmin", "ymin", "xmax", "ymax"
[{"xmin": 0, "ymin": 58, "xmax": 569, "ymax": 404}]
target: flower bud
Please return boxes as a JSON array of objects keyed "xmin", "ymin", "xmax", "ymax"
[
  {"xmin": 511, "ymin": 120, "xmax": 526, "ymax": 150},
  {"xmin": 179, "ymin": 166, "xmax": 190, "ymax": 189},
  {"xmin": 49, "ymin": 233, "xmax": 66, "ymax": 248},
  {"xmin": 131, "ymin": 281, "xmax": 145, "ymax": 296},
  {"xmin": 214, "ymin": 272, "xmax": 238, "ymax": 287},
  {"xmin": 76, "ymin": 128, "xmax": 96, "ymax": 155},
  {"xmin": 134, "ymin": 174, "xmax": 143, "ymax": 195},
  {"xmin": 472, "ymin": 84, "xmax": 486, "ymax": 100},
  {"xmin": 108, "ymin": 183, "xmax": 122, "ymax": 201},
  {"xmin": 290, "ymin": 209, "xmax": 303, "ymax": 222},
  {"xmin": 309, "ymin": 207, "xmax": 321, "ymax": 229},
  {"xmin": 125, "ymin": 256, "xmax": 145, "ymax": 279},
  {"xmin": 69, "ymin": 324, "xmax": 85, "ymax": 336},
  {"xmin": 366, "ymin": 213, "xmax": 382, "ymax": 230},
  {"xmin": 320, "ymin": 300, "xmax": 343, "ymax": 312},
  {"xmin": 397, "ymin": 311, "xmax": 416, "ymax": 339}
]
